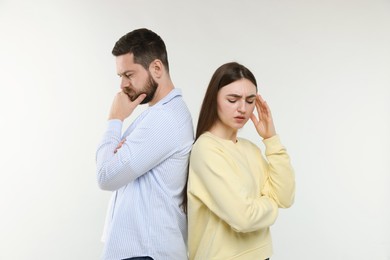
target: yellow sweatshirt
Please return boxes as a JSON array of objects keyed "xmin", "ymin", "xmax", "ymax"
[{"xmin": 188, "ymin": 132, "xmax": 295, "ymax": 260}]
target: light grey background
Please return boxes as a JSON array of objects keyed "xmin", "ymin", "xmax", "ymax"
[{"xmin": 0, "ymin": 0, "xmax": 389, "ymax": 259}]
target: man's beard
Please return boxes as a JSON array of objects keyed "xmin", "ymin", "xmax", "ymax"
[{"xmin": 123, "ymin": 73, "xmax": 158, "ymax": 104}]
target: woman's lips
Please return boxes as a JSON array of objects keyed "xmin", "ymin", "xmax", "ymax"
[{"xmin": 234, "ymin": 116, "xmax": 245, "ymax": 122}]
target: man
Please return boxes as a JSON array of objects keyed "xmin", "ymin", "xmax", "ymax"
[{"xmin": 96, "ymin": 28, "xmax": 193, "ymax": 260}]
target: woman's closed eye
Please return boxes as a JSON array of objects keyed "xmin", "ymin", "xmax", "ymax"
[{"xmin": 228, "ymin": 99, "xmax": 254, "ymax": 104}]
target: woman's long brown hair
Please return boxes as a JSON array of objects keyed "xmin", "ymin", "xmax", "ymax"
[{"xmin": 181, "ymin": 62, "xmax": 257, "ymax": 214}]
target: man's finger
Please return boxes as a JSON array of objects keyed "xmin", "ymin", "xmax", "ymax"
[{"xmin": 133, "ymin": 93, "xmax": 147, "ymax": 105}]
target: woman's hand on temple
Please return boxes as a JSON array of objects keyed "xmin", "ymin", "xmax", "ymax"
[{"xmin": 250, "ymin": 94, "xmax": 276, "ymax": 139}]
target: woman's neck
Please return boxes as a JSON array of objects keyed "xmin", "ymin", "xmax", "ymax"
[{"xmin": 209, "ymin": 121, "xmax": 238, "ymax": 143}]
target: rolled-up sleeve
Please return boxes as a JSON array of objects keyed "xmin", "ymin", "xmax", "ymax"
[{"xmin": 96, "ymin": 109, "xmax": 181, "ymax": 191}]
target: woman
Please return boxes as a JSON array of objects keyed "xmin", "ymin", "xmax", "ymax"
[{"xmin": 187, "ymin": 62, "xmax": 295, "ymax": 260}]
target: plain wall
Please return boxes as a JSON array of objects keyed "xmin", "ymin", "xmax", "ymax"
[{"xmin": 0, "ymin": 0, "xmax": 389, "ymax": 259}]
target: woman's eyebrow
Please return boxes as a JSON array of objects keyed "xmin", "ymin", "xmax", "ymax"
[
  {"xmin": 246, "ymin": 94, "xmax": 257, "ymax": 99},
  {"xmin": 226, "ymin": 94, "xmax": 257, "ymax": 98},
  {"xmin": 226, "ymin": 94, "xmax": 242, "ymax": 98}
]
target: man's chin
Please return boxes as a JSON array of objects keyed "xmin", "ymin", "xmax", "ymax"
[
  {"xmin": 140, "ymin": 95, "xmax": 152, "ymax": 104},
  {"xmin": 128, "ymin": 93, "xmax": 140, "ymax": 102},
  {"xmin": 122, "ymin": 91, "xmax": 134, "ymax": 101}
]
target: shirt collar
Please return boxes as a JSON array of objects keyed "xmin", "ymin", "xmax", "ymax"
[{"xmin": 155, "ymin": 88, "xmax": 182, "ymax": 106}]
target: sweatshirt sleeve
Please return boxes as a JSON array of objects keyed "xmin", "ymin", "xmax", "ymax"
[
  {"xmin": 261, "ymin": 135, "xmax": 295, "ymax": 208},
  {"xmin": 189, "ymin": 139, "xmax": 279, "ymax": 233}
]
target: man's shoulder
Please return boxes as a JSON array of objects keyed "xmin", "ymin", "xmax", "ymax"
[
  {"xmin": 150, "ymin": 97, "xmax": 192, "ymax": 124},
  {"xmin": 133, "ymin": 103, "xmax": 192, "ymax": 141}
]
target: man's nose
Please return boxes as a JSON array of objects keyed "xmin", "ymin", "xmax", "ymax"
[{"xmin": 120, "ymin": 77, "xmax": 130, "ymax": 89}]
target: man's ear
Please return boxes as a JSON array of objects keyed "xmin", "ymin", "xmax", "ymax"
[{"xmin": 149, "ymin": 59, "xmax": 164, "ymax": 79}]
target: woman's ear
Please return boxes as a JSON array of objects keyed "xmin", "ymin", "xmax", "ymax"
[{"xmin": 149, "ymin": 59, "xmax": 163, "ymax": 79}]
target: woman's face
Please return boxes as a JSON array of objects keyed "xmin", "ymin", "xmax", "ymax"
[{"xmin": 216, "ymin": 78, "xmax": 257, "ymax": 132}]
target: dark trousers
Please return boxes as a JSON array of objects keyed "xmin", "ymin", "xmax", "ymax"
[
  {"xmin": 122, "ymin": 257, "xmax": 153, "ymax": 260},
  {"xmin": 124, "ymin": 257, "xmax": 265, "ymax": 260}
]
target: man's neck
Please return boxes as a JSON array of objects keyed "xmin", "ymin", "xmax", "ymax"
[{"xmin": 149, "ymin": 79, "xmax": 174, "ymax": 106}]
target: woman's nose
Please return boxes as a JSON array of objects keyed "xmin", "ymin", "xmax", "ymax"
[{"xmin": 237, "ymin": 101, "xmax": 246, "ymax": 113}]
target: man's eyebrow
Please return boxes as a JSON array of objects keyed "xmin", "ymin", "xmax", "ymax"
[{"xmin": 118, "ymin": 70, "xmax": 134, "ymax": 76}]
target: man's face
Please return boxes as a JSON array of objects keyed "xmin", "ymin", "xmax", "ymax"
[{"xmin": 116, "ymin": 53, "xmax": 158, "ymax": 104}]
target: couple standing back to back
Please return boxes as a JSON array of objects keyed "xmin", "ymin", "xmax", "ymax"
[{"xmin": 95, "ymin": 28, "xmax": 295, "ymax": 260}]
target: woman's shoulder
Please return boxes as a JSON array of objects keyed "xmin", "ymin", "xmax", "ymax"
[
  {"xmin": 193, "ymin": 132, "xmax": 222, "ymax": 150},
  {"xmin": 196, "ymin": 131, "xmax": 217, "ymax": 141},
  {"xmin": 237, "ymin": 137, "xmax": 259, "ymax": 149}
]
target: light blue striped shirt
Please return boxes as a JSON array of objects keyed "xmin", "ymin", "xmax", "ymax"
[{"xmin": 96, "ymin": 89, "xmax": 193, "ymax": 260}]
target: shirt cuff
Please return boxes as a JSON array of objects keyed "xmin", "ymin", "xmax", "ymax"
[
  {"xmin": 262, "ymin": 135, "xmax": 284, "ymax": 155},
  {"xmin": 107, "ymin": 119, "xmax": 123, "ymax": 135}
]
